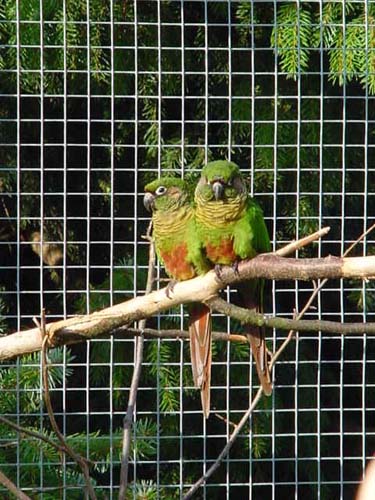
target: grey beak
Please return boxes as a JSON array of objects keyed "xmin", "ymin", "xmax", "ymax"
[
  {"xmin": 212, "ymin": 181, "xmax": 224, "ymax": 200},
  {"xmin": 143, "ymin": 192, "xmax": 155, "ymax": 212}
]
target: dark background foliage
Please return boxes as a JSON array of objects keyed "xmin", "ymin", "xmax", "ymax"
[{"xmin": 0, "ymin": 1, "xmax": 374, "ymax": 498}]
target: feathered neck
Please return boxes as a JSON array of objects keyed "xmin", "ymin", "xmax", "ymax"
[
  {"xmin": 195, "ymin": 193, "xmax": 247, "ymax": 227},
  {"xmin": 152, "ymin": 204, "xmax": 193, "ymax": 238}
]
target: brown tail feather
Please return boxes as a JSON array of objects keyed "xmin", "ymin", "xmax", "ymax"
[
  {"xmin": 238, "ymin": 283, "xmax": 272, "ymax": 396},
  {"xmin": 246, "ymin": 325, "xmax": 272, "ymax": 396},
  {"xmin": 188, "ymin": 303, "xmax": 212, "ymax": 418}
]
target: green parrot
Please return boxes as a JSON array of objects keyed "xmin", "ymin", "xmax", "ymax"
[
  {"xmin": 143, "ymin": 177, "xmax": 213, "ymax": 417},
  {"xmin": 194, "ymin": 160, "xmax": 272, "ymax": 396}
]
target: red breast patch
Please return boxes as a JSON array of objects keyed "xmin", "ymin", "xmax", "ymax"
[
  {"xmin": 160, "ymin": 244, "xmax": 196, "ymax": 281},
  {"xmin": 205, "ymin": 238, "xmax": 237, "ymax": 264}
]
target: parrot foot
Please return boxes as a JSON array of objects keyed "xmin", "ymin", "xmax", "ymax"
[
  {"xmin": 232, "ymin": 260, "xmax": 240, "ymax": 275},
  {"xmin": 165, "ymin": 279, "xmax": 177, "ymax": 299},
  {"xmin": 214, "ymin": 264, "xmax": 224, "ymax": 283}
]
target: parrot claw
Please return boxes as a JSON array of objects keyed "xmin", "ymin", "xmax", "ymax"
[
  {"xmin": 214, "ymin": 264, "xmax": 224, "ymax": 283},
  {"xmin": 232, "ymin": 260, "xmax": 240, "ymax": 275},
  {"xmin": 165, "ymin": 279, "xmax": 177, "ymax": 299}
]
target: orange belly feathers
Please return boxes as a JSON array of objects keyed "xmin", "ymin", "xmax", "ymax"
[
  {"xmin": 205, "ymin": 238, "xmax": 237, "ymax": 264},
  {"xmin": 160, "ymin": 243, "xmax": 196, "ymax": 281}
]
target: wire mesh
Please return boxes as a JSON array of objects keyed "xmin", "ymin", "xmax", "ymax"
[{"xmin": 0, "ymin": 0, "xmax": 374, "ymax": 498}]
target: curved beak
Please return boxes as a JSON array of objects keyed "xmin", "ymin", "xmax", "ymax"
[
  {"xmin": 212, "ymin": 181, "xmax": 224, "ymax": 201},
  {"xmin": 143, "ymin": 192, "xmax": 155, "ymax": 212}
]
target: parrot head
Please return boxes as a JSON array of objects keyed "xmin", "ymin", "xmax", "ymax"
[
  {"xmin": 143, "ymin": 177, "xmax": 190, "ymax": 212},
  {"xmin": 195, "ymin": 160, "xmax": 247, "ymax": 202}
]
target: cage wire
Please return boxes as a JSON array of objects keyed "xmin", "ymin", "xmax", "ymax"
[{"xmin": 0, "ymin": 0, "xmax": 375, "ymax": 498}]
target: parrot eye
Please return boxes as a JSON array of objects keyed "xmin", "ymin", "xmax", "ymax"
[{"xmin": 155, "ymin": 186, "xmax": 167, "ymax": 196}]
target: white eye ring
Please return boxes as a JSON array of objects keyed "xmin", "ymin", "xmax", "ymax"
[{"xmin": 155, "ymin": 186, "xmax": 167, "ymax": 196}]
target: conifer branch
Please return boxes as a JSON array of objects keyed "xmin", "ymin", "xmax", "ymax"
[{"xmin": 0, "ymin": 415, "xmax": 81, "ymax": 459}]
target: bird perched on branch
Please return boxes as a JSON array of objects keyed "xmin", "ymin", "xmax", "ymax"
[
  {"xmin": 194, "ymin": 160, "xmax": 272, "ymax": 395},
  {"xmin": 143, "ymin": 177, "xmax": 213, "ymax": 417}
]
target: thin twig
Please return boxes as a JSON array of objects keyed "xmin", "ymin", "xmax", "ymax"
[
  {"xmin": 184, "ymin": 223, "xmax": 375, "ymax": 498},
  {"xmin": 113, "ymin": 326, "xmax": 247, "ymax": 343},
  {"xmin": 214, "ymin": 413, "xmax": 237, "ymax": 429},
  {"xmin": 0, "ymin": 441, "xmax": 17, "ymax": 448},
  {"xmin": 344, "ymin": 222, "xmax": 375, "ymax": 257},
  {"xmin": 270, "ymin": 221, "xmax": 375, "ymax": 365},
  {"xmin": 0, "ymin": 415, "xmax": 75, "ymax": 458},
  {"xmin": 184, "ymin": 283, "xmax": 320, "ymax": 498},
  {"xmin": 183, "ymin": 286, "xmax": 318, "ymax": 499},
  {"xmin": 270, "ymin": 282, "xmax": 323, "ymax": 368},
  {"xmin": 37, "ymin": 311, "xmax": 97, "ymax": 500},
  {"xmin": 183, "ymin": 387, "xmax": 263, "ymax": 499},
  {"xmin": 275, "ymin": 226, "xmax": 330, "ymax": 256},
  {"xmin": 119, "ymin": 223, "xmax": 155, "ymax": 500},
  {"xmin": 0, "ymin": 468, "xmax": 31, "ymax": 500}
]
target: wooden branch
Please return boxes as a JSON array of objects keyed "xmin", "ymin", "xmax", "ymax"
[
  {"xmin": 38, "ymin": 312, "xmax": 97, "ymax": 500},
  {"xmin": 275, "ymin": 226, "xmax": 330, "ymax": 256},
  {"xmin": 119, "ymin": 327, "xmax": 247, "ymax": 343},
  {"xmin": 216, "ymin": 254, "xmax": 375, "ymax": 284},
  {"xmin": 208, "ymin": 297, "xmax": 375, "ymax": 335},
  {"xmin": 1, "ymin": 253, "xmax": 375, "ymax": 361},
  {"xmin": 119, "ymin": 225, "xmax": 155, "ymax": 500},
  {"xmin": 0, "ymin": 225, "xmax": 325, "ymax": 360},
  {"xmin": 0, "ymin": 469, "xmax": 31, "ymax": 500}
]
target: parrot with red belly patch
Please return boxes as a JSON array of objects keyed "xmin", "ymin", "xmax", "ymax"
[
  {"xmin": 143, "ymin": 177, "xmax": 213, "ymax": 417},
  {"xmin": 194, "ymin": 161, "xmax": 272, "ymax": 396}
]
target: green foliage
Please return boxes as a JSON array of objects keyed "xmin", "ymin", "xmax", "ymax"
[
  {"xmin": 272, "ymin": 2, "xmax": 375, "ymax": 93},
  {"xmin": 0, "ymin": 346, "xmax": 158, "ymax": 495},
  {"xmin": 75, "ymin": 257, "xmax": 140, "ymax": 313},
  {"xmin": 0, "ymin": 1, "xmax": 372, "ymax": 496},
  {"xmin": 146, "ymin": 341, "xmax": 180, "ymax": 412},
  {"xmin": 131, "ymin": 418, "xmax": 158, "ymax": 461},
  {"xmin": 126, "ymin": 480, "xmax": 160, "ymax": 500},
  {"xmin": 0, "ymin": 0, "xmax": 118, "ymax": 93},
  {"xmin": 0, "ymin": 348, "xmax": 74, "ymax": 413},
  {"xmin": 271, "ymin": 4, "xmax": 313, "ymax": 78},
  {"xmin": 348, "ymin": 279, "xmax": 375, "ymax": 313},
  {"xmin": 235, "ymin": 2, "xmax": 257, "ymax": 44},
  {"xmin": 0, "ymin": 291, "xmax": 8, "ymax": 334}
]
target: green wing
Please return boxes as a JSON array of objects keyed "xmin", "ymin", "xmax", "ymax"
[
  {"xmin": 186, "ymin": 215, "xmax": 212, "ymax": 276},
  {"xmin": 246, "ymin": 198, "xmax": 271, "ymax": 255},
  {"xmin": 232, "ymin": 197, "xmax": 270, "ymax": 259}
]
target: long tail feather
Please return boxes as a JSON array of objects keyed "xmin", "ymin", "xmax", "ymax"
[
  {"xmin": 238, "ymin": 282, "xmax": 272, "ymax": 396},
  {"xmin": 188, "ymin": 303, "xmax": 212, "ymax": 418},
  {"xmin": 246, "ymin": 325, "xmax": 272, "ymax": 396}
]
